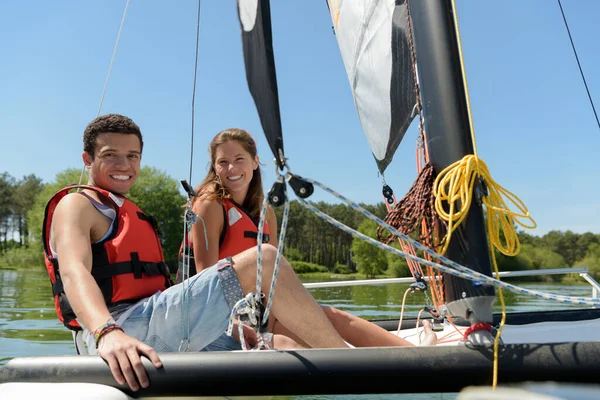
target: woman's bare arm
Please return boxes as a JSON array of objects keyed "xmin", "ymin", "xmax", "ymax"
[
  {"xmin": 266, "ymin": 205, "xmax": 278, "ymax": 247},
  {"xmin": 190, "ymin": 198, "xmax": 224, "ymax": 272}
]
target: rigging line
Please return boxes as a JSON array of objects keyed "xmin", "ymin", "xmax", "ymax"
[
  {"xmin": 189, "ymin": 0, "xmax": 203, "ymax": 185},
  {"xmin": 97, "ymin": 0, "xmax": 131, "ymax": 117},
  {"xmin": 78, "ymin": 0, "xmax": 132, "ymax": 186},
  {"xmin": 179, "ymin": 0, "xmax": 203, "ymax": 352},
  {"xmin": 294, "ymin": 182, "xmax": 600, "ymax": 306},
  {"xmin": 557, "ymin": 0, "xmax": 600, "ymax": 132},
  {"xmin": 449, "ymin": 0, "xmax": 477, "ymax": 156}
]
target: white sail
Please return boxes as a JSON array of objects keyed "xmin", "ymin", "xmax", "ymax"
[{"xmin": 327, "ymin": 0, "xmax": 417, "ymax": 173}]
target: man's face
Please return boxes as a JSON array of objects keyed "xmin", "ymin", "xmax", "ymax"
[{"xmin": 83, "ymin": 132, "xmax": 141, "ymax": 195}]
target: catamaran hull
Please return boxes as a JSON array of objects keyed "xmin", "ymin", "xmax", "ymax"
[
  {"xmin": 2, "ymin": 309, "xmax": 600, "ymax": 397},
  {"xmin": 1, "ymin": 342, "xmax": 599, "ymax": 397}
]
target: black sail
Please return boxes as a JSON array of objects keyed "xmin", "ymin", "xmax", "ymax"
[{"xmin": 237, "ymin": 0, "xmax": 285, "ymax": 169}]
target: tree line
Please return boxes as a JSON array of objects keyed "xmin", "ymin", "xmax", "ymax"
[
  {"xmin": 1, "ymin": 169, "xmax": 185, "ymax": 269},
  {"xmin": 275, "ymin": 204, "xmax": 600, "ymax": 280},
  {"xmin": 0, "ymin": 173, "xmax": 44, "ymax": 252},
  {"xmin": 1, "ymin": 168, "xmax": 600, "ymax": 281}
]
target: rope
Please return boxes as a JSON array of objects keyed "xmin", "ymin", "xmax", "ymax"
[
  {"xmin": 78, "ymin": 0, "xmax": 131, "ymax": 186},
  {"xmin": 259, "ymin": 190, "xmax": 291, "ymax": 323},
  {"xmin": 433, "ymin": 155, "xmax": 536, "ymax": 256},
  {"xmin": 396, "ymin": 288, "xmax": 412, "ymax": 336},
  {"xmin": 291, "ymin": 174, "xmax": 600, "ymax": 307},
  {"xmin": 446, "ymin": 0, "xmax": 542, "ymax": 384},
  {"xmin": 442, "ymin": 0, "xmax": 537, "ymax": 260},
  {"xmin": 178, "ymin": 201, "xmax": 195, "ymax": 352},
  {"xmin": 557, "ymin": 0, "xmax": 600, "ymax": 132},
  {"xmin": 490, "ymin": 245, "xmax": 506, "ymax": 388},
  {"xmin": 188, "ymin": 0, "xmax": 203, "ymax": 185},
  {"xmin": 378, "ymin": 163, "xmax": 440, "ymax": 247},
  {"xmin": 179, "ymin": 0, "xmax": 202, "ymax": 352},
  {"xmin": 416, "ymin": 309, "xmax": 424, "ymax": 345},
  {"xmin": 228, "ymin": 173, "xmax": 291, "ymax": 349},
  {"xmin": 380, "ymin": 189, "xmax": 426, "ymax": 289},
  {"xmin": 96, "ymin": 0, "xmax": 131, "ymax": 118},
  {"xmin": 226, "ymin": 292, "xmax": 263, "ymax": 350},
  {"xmin": 389, "ymin": 2, "xmax": 445, "ymax": 310}
]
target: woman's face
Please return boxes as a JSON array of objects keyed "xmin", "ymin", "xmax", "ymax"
[{"xmin": 213, "ymin": 140, "xmax": 258, "ymax": 201}]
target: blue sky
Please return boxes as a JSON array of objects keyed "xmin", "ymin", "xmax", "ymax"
[{"xmin": 1, "ymin": 0, "xmax": 598, "ymax": 236}]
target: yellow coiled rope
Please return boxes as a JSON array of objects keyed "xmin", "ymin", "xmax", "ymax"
[
  {"xmin": 439, "ymin": 0, "xmax": 538, "ymax": 389},
  {"xmin": 433, "ymin": 155, "xmax": 537, "ymax": 258},
  {"xmin": 433, "ymin": 153, "xmax": 536, "ymax": 388}
]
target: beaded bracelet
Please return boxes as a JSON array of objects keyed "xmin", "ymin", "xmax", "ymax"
[{"xmin": 93, "ymin": 321, "xmax": 124, "ymax": 348}]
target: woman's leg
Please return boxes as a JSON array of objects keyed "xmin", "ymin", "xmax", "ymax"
[
  {"xmin": 271, "ymin": 306, "xmax": 438, "ymax": 347},
  {"xmin": 231, "ymin": 246, "xmax": 349, "ymax": 349}
]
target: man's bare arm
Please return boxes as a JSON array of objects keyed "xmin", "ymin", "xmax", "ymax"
[
  {"xmin": 52, "ymin": 193, "xmax": 113, "ymax": 330},
  {"xmin": 51, "ymin": 193, "xmax": 161, "ymax": 391}
]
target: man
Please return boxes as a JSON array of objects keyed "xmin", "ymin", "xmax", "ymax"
[{"xmin": 43, "ymin": 114, "xmax": 349, "ymax": 392}]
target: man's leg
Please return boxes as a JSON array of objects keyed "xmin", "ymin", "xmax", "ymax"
[{"xmin": 231, "ymin": 245, "xmax": 349, "ymax": 349}]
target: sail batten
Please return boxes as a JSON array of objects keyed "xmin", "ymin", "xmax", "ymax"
[{"xmin": 329, "ymin": 0, "xmax": 416, "ymax": 173}]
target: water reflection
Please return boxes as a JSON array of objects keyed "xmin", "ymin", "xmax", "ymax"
[
  {"xmin": 0, "ymin": 267, "xmax": 73, "ymax": 362},
  {"xmin": 0, "ymin": 267, "xmax": 595, "ymax": 366}
]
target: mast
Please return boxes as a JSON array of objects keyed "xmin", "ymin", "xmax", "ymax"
[{"xmin": 409, "ymin": 0, "xmax": 495, "ymax": 334}]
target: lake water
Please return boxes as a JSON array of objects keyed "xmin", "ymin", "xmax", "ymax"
[{"xmin": 0, "ymin": 266, "xmax": 595, "ymax": 399}]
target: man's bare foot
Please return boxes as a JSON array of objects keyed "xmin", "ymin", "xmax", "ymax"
[{"xmin": 419, "ymin": 320, "xmax": 438, "ymax": 346}]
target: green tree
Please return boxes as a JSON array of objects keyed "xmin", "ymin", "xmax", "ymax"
[
  {"xmin": 12, "ymin": 174, "xmax": 44, "ymax": 246},
  {"xmin": 494, "ymin": 244, "xmax": 535, "ymax": 271},
  {"xmin": 494, "ymin": 243, "xmax": 566, "ymax": 281},
  {"xmin": 0, "ymin": 173, "xmax": 16, "ymax": 253},
  {"xmin": 351, "ymin": 219, "xmax": 387, "ymax": 279},
  {"xmin": 386, "ymin": 244, "xmax": 410, "ymax": 278},
  {"xmin": 28, "ymin": 168, "xmax": 83, "ymax": 244},
  {"xmin": 574, "ymin": 243, "xmax": 600, "ymax": 279},
  {"xmin": 518, "ymin": 231, "xmax": 541, "ymax": 247},
  {"xmin": 27, "ymin": 167, "xmax": 185, "ymax": 269},
  {"xmin": 540, "ymin": 230, "xmax": 578, "ymax": 266},
  {"xmin": 531, "ymin": 247, "xmax": 565, "ymax": 270},
  {"xmin": 576, "ymin": 233, "xmax": 599, "ymax": 263},
  {"xmin": 127, "ymin": 167, "xmax": 186, "ymax": 268}
]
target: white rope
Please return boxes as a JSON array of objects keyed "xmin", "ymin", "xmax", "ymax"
[
  {"xmin": 291, "ymin": 173, "xmax": 600, "ymax": 308},
  {"xmin": 178, "ymin": 202, "xmax": 195, "ymax": 352},
  {"xmin": 229, "ymin": 173, "xmax": 291, "ymax": 349},
  {"xmin": 78, "ymin": 0, "xmax": 131, "ymax": 186}
]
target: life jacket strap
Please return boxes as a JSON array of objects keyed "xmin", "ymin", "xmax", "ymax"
[
  {"xmin": 91, "ymin": 258, "xmax": 170, "ymax": 281},
  {"xmin": 243, "ymin": 231, "xmax": 271, "ymax": 243}
]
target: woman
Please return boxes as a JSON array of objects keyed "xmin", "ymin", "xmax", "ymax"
[{"xmin": 178, "ymin": 128, "xmax": 436, "ymax": 349}]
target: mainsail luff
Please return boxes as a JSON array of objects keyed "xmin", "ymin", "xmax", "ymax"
[
  {"xmin": 327, "ymin": 0, "xmax": 417, "ymax": 174},
  {"xmin": 409, "ymin": 0, "xmax": 495, "ymax": 325}
]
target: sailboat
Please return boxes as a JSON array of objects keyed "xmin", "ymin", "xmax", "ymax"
[{"xmin": 2, "ymin": 0, "xmax": 600, "ymax": 398}]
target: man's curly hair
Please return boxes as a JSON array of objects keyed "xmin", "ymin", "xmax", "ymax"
[{"xmin": 83, "ymin": 114, "xmax": 143, "ymax": 157}]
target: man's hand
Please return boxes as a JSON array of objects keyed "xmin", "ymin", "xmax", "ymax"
[
  {"xmin": 97, "ymin": 329, "xmax": 162, "ymax": 391},
  {"xmin": 231, "ymin": 323, "xmax": 262, "ymax": 349}
]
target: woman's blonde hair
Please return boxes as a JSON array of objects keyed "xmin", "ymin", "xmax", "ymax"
[{"xmin": 194, "ymin": 128, "xmax": 264, "ymax": 219}]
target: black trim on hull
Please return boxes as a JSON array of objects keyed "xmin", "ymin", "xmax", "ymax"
[
  {"xmin": 2, "ymin": 342, "xmax": 600, "ymax": 397},
  {"xmin": 371, "ymin": 307, "xmax": 600, "ymax": 331}
]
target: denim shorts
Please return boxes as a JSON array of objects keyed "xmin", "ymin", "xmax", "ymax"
[{"xmin": 117, "ymin": 258, "xmax": 244, "ymax": 352}]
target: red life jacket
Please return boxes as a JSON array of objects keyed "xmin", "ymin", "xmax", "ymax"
[
  {"xmin": 42, "ymin": 185, "xmax": 172, "ymax": 331},
  {"xmin": 177, "ymin": 198, "xmax": 270, "ymax": 280}
]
